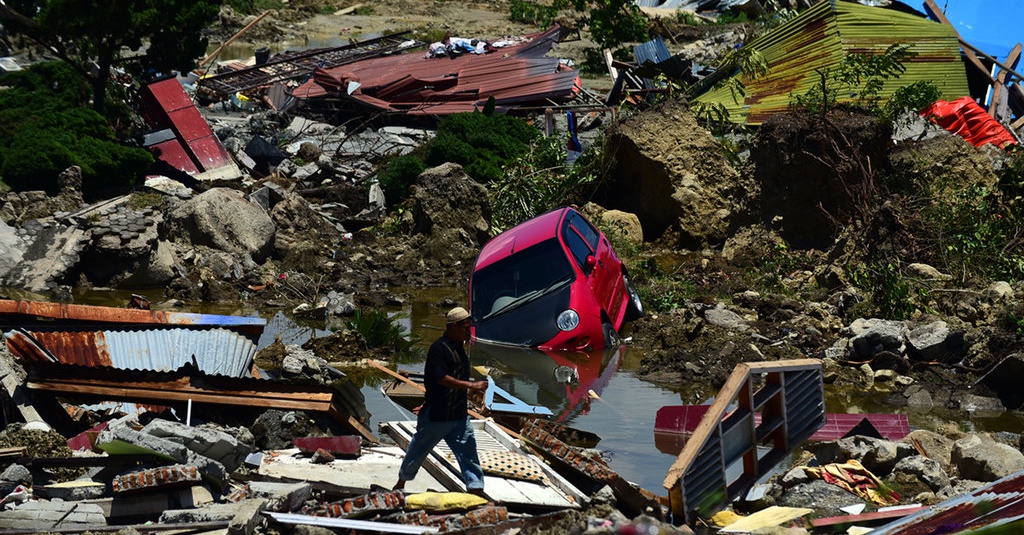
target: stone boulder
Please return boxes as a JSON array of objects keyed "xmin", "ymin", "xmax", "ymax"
[
  {"xmin": 603, "ymin": 99, "xmax": 750, "ymax": 248},
  {"xmin": 952, "ymin": 434, "xmax": 1024, "ymax": 481},
  {"xmin": 581, "ymin": 203, "xmax": 644, "ymax": 246},
  {"xmin": 411, "ymin": 162, "xmax": 491, "ymax": 263},
  {"xmin": 0, "ymin": 219, "xmax": 25, "ymax": 280},
  {"xmin": 164, "ymin": 188, "xmax": 276, "ymax": 262}
]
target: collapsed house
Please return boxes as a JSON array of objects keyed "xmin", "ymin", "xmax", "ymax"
[
  {"xmin": 690, "ymin": 0, "xmax": 970, "ymax": 125},
  {"xmin": 198, "ymin": 25, "xmax": 587, "ymax": 118}
]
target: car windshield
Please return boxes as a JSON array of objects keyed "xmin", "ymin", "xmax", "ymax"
[{"xmin": 472, "ymin": 239, "xmax": 575, "ymax": 321}]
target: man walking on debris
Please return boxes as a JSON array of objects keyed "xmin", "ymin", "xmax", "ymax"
[{"xmin": 393, "ymin": 306, "xmax": 489, "ymax": 498}]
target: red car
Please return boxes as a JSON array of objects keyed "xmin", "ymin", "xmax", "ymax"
[{"xmin": 468, "ymin": 206, "xmax": 643, "ymax": 351}]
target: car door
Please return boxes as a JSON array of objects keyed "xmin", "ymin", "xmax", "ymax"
[{"xmin": 563, "ymin": 211, "xmax": 621, "ymax": 322}]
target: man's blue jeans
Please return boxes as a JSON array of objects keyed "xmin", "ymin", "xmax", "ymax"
[{"xmin": 398, "ymin": 407, "xmax": 485, "ymax": 491}]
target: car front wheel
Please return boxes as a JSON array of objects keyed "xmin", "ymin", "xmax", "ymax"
[
  {"xmin": 602, "ymin": 322, "xmax": 621, "ymax": 348},
  {"xmin": 623, "ymin": 274, "xmax": 644, "ymax": 321}
]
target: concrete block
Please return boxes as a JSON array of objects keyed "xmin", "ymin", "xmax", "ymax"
[
  {"xmin": 0, "ymin": 501, "xmax": 105, "ymax": 530},
  {"xmin": 84, "ymin": 486, "xmax": 213, "ymax": 520},
  {"xmin": 34, "ymin": 480, "xmax": 106, "ymax": 501},
  {"xmin": 96, "ymin": 426, "xmax": 190, "ymax": 462},
  {"xmin": 141, "ymin": 419, "xmax": 251, "ymax": 471},
  {"xmin": 159, "ymin": 498, "xmax": 267, "ymax": 535},
  {"xmin": 247, "ymin": 481, "xmax": 312, "ymax": 512}
]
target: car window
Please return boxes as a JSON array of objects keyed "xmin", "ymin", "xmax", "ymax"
[
  {"xmin": 564, "ymin": 227, "xmax": 592, "ymax": 269},
  {"xmin": 569, "ymin": 212, "xmax": 600, "ymax": 249},
  {"xmin": 471, "ymin": 239, "xmax": 574, "ymax": 319},
  {"xmin": 564, "ymin": 212, "xmax": 598, "ymax": 269}
]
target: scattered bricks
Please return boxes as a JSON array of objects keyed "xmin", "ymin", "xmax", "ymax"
[
  {"xmin": 111, "ymin": 464, "xmax": 200, "ymax": 494},
  {"xmin": 381, "ymin": 509, "xmax": 430, "ymax": 526},
  {"xmin": 223, "ymin": 482, "xmax": 250, "ymax": 503},
  {"xmin": 460, "ymin": 505, "xmax": 509, "ymax": 527},
  {"xmin": 522, "ymin": 420, "xmax": 616, "ymax": 482},
  {"xmin": 427, "ymin": 506, "xmax": 509, "ymax": 531},
  {"xmin": 316, "ymin": 491, "xmax": 405, "ymax": 518},
  {"xmin": 311, "ymin": 448, "xmax": 335, "ymax": 463}
]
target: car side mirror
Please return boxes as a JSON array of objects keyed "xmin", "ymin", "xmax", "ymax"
[{"xmin": 584, "ymin": 255, "xmax": 596, "ymax": 273}]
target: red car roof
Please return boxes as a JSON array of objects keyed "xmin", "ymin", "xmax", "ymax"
[{"xmin": 473, "ymin": 207, "xmax": 568, "ymax": 271}]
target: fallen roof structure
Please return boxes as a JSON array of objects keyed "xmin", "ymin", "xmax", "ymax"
[
  {"xmin": 693, "ymin": 0, "xmax": 970, "ymax": 125},
  {"xmin": 292, "ymin": 25, "xmax": 583, "ymax": 116},
  {"xmin": 24, "ymin": 361, "xmax": 376, "ymax": 442},
  {"xmin": 139, "ymin": 78, "xmax": 242, "ymax": 181},
  {"xmin": 197, "ymin": 32, "xmax": 422, "ymax": 97},
  {"xmin": 921, "ymin": 0, "xmax": 1024, "ymax": 133}
]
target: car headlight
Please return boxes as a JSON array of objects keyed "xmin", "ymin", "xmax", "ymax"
[{"xmin": 556, "ymin": 309, "xmax": 579, "ymax": 331}]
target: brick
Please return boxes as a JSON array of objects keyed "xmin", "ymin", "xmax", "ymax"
[{"xmin": 112, "ymin": 464, "xmax": 200, "ymax": 494}]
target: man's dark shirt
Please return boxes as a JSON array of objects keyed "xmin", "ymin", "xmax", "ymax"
[{"xmin": 423, "ymin": 333, "xmax": 470, "ymax": 421}]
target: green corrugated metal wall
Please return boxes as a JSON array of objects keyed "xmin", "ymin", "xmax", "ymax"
[{"xmin": 693, "ymin": 0, "xmax": 970, "ymax": 125}]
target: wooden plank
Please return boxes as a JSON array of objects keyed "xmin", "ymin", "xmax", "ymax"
[
  {"xmin": 989, "ymin": 43, "xmax": 1022, "ymax": 116},
  {"xmin": 26, "ymin": 379, "xmax": 334, "ymax": 410}
]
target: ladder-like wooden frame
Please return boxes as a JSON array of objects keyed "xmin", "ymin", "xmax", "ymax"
[{"xmin": 663, "ymin": 359, "xmax": 825, "ymax": 525}]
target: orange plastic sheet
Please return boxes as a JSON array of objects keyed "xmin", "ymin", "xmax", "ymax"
[
  {"xmin": 803, "ymin": 459, "xmax": 900, "ymax": 505},
  {"xmin": 922, "ymin": 96, "xmax": 1018, "ymax": 149}
]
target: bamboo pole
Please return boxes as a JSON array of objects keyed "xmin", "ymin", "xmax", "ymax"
[{"xmin": 199, "ymin": 11, "xmax": 270, "ymax": 67}]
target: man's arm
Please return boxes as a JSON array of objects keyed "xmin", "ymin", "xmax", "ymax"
[{"xmin": 438, "ymin": 375, "xmax": 487, "ymax": 391}]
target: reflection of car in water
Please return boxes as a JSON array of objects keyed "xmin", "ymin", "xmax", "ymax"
[
  {"xmin": 470, "ymin": 341, "xmax": 623, "ymax": 423},
  {"xmin": 469, "ymin": 206, "xmax": 643, "ymax": 352}
]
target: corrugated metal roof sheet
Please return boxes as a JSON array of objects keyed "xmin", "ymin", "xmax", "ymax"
[
  {"xmin": 867, "ymin": 470, "xmax": 1024, "ymax": 534},
  {"xmin": 6, "ymin": 328, "xmax": 256, "ymax": 378},
  {"xmin": 694, "ymin": 0, "xmax": 970, "ymax": 125},
  {"xmin": 0, "ymin": 299, "xmax": 266, "ymax": 343},
  {"xmin": 293, "ymin": 25, "xmax": 581, "ymax": 115}
]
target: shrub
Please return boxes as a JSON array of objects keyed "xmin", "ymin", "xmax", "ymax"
[
  {"xmin": 0, "ymin": 62, "xmax": 152, "ymax": 197},
  {"xmin": 376, "ymin": 154, "xmax": 426, "ymax": 206},
  {"xmin": 375, "ymin": 110, "xmax": 541, "ymax": 203},
  {"xmin": 424, "ymin": 112, "xmax": 540, "ymax": 183},
  {"xmin": 346, "ymin": 308, "xmax": 419, "ymax": 356}
]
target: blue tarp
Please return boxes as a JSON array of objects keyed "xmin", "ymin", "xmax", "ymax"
[{"xmin": 924, "ymin": 0, "xmax": 1023, "ymax": 62}]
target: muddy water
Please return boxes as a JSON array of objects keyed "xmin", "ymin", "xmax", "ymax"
[{"xmin": 351, "ymin": 286, "xmax": 708, "ymax": 495}]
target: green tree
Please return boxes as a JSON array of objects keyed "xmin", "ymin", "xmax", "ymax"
[{"xmin": 0, "ymin": 0, "xmax": 219, "ymax": 114}]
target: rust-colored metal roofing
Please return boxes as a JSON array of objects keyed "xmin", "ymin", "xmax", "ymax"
[
  {"xmin": 0, "ymin": 299, "xmax": 266, "ymax": 342},
  {"xmin": 198, "ymin": 32, "xmax": 420, "ymax": 96},
  {"xmin": 5, "ymin": 327, "xmax": 257, "ymax": 378},
  {"xmin": 694, "ymin": 0, "xmax": 970, "ymax": 125},
  {"xmin": 293, "ymin": 25, "xmax": 581, "ymax": 115},
  {"xmin": 867, "ymin": 470, "xmax": 1024, "ymax": 534}
]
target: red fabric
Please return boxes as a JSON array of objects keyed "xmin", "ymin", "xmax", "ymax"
[{"xmin": 922, "ymin": 96, "xmax": 1017, "ymax": 149}]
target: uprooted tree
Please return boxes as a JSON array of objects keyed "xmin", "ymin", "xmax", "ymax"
[{"xmin": 0, "ymin": 0, "xmax": 219, "ymax": 115}]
